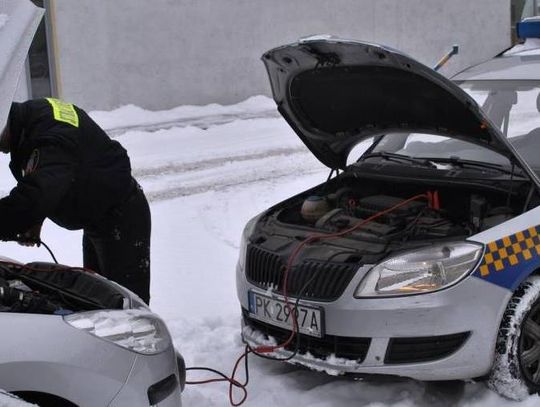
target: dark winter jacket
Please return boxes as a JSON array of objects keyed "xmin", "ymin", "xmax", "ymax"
[{"xmin": 0, "ymin": 98, "xmax": 135, "ymax": 239}]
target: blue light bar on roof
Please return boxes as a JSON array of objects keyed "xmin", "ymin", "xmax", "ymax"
[{"xmin": 517, "ymin": 17, "xmax": 540, "ymax": 39}]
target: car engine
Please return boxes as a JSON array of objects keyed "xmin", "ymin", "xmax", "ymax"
[
  {"xmin": 273, "ymin": 176, "xmax": 521, "ymax": 245},
  {"xmin": 0, "ymin": 262, "xmax": 126, "ymax": 314}
]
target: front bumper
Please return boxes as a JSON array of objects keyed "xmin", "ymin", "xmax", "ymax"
[
  {"xmin": 237, "ymin": 264, "xmax": 512, "ymax": 381},
  {"xmin": 110, "ymin": 346, "xmax": 182, "ymax": 407},
  {"xmin": 0, "ymin": 312, "xmax": 182, "ymax": 407}
]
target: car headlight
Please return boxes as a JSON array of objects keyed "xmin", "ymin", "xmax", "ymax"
[
  {"xmin": 64, "ymin": 309, "xmax": 172, "ymax": 355},
  {"xmin": 355, "ymin": 242, "xmax": 483, "ymax": 297}
]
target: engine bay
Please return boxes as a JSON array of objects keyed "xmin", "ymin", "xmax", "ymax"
[
  {"xmin": 272, "ymin": 174, "xmax": 534, "ymax": 246},
  {"xmin": 0, "ymin": 262, "xmax": 126, "ymax": 315}
]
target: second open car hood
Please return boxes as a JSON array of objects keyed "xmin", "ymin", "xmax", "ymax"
[
  {"xmin": 0, "ymin": 1, "xmax": 43, "ymax": 128},
  {"xmin": 262, "ymin": 37, "xmax": 539, "ymax": 184}
]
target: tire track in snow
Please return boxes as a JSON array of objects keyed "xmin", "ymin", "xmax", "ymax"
[
  {"xmin": 145, "ymin": 161, "xmax": 323, "ymax": 202},
  {"xmin": 134, "ymin": 144, "xmax": 325, "ymax": 201},
  {"xmin": 132, "ymin": 146, "xmax": 307, "ymax": 179},
  {"xmin": 0, "ymin": 140, "xmax": 320, "ymax": 203}
]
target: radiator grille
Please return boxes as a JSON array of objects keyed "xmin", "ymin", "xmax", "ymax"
[{"xmin": 245, "ymin": 244, "xmax": 358, "ymax": 301}]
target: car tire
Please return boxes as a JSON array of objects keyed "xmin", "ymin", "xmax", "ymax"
[{"xmin": 489, "ymin": 275, "xmax": 540, "ymax": 400}]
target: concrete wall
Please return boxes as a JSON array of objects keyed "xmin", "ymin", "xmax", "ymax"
[{"xmin": 52, "ymin": 0, "xmax": 511, "ymax": 111}]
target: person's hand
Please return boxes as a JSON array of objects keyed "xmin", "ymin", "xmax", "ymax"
[{"xmin": 17, "ymin": 223, "xmax": 42, "ymax": 247}]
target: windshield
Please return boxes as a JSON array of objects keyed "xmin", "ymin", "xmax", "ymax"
[{"xmin": 364, "ymin": 80, "xmax": 540, "ymax": 172}]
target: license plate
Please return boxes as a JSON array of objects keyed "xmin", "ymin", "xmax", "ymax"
[{"xmin": 248, "ymin": 291, "xmax": 324, "ymax": 338}]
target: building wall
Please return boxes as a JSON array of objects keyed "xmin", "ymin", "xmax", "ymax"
[{"xmin": 52, "ymin": 0, "xmax": 511, "ymax": 111}]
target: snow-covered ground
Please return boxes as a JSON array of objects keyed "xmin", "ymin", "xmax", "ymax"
[{"xmin": 0, "ymin": 96, "xmax": 539, "ymax": 406}]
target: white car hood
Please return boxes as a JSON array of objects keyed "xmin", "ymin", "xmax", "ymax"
[{"xmin": 0, "ymin": 0, "xmax": 43, "ymax": 129}]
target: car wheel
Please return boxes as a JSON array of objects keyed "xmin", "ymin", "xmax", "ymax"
[{"xmin": 489, "ymin": 275, "xmax": 540, "ymax": 400}]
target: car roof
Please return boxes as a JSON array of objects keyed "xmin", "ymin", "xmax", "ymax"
[{"xmin": 453, "ymin": 41, "xmax": 540, "ymax": 81}]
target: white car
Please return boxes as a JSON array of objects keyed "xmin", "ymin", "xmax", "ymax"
[
  {"xmin": 0, "ymin": 258, "xmax": 184, "ymax": 406},
  {"xmin": 237, "ymin": 18, "xmax": 540, "ymax": 400}
]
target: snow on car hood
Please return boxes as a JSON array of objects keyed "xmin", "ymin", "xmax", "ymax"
[
  {"xmin": 262, "ymin": 37, "xmax": 537, "ymax": 180},
  {"xmin": 0, "ymin": 0, "xmax": 43, "ymax": 129}
]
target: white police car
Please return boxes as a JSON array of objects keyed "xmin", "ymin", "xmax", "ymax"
[{"xmin": 237, "ymin": 18, "xmax": 540, "ymax": 400}]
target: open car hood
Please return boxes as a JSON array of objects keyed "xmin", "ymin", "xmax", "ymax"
[
  {"xmin": 0, "ymin": 0, "xmax": 43, "ymax": 128},
  {"xmin": 262, "ymin": 37, "xmax": 539, "ymax": 183}
]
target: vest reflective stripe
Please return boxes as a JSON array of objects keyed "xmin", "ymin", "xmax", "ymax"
[{"xmin": 46, "ymin": 98, "xmax": 79, "ymax": 128}]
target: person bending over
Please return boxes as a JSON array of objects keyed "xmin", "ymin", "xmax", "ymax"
[{"xmin": 0, "ymin": 98, "xmax": 151, "ymax": 303}]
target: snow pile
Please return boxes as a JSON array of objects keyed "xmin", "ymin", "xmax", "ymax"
[
  {"xmin": 243, "ymin": 324, "xmax": 367, "ymax": 377},
  {"xmin": 90, "ymin": 95, "xmax": 276, "ymax": 133}
]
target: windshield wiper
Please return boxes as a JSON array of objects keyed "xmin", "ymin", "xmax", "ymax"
[
  {"xmin": 426, "ymin": 156, "xmax": 526, "ymax": 177},
  {"xmin": 360, "ymin": 152, "xmax": 437, "ymax": 168}
]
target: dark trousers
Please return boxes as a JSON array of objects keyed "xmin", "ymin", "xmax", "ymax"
[{"xmin": 83, "ymin": 184, "xmax": 151, "ymax": 304}]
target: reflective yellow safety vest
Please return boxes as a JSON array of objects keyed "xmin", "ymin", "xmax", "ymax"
[{"xmin": 46, "ymin": 98, "xmax": 79, "ymax": 128}]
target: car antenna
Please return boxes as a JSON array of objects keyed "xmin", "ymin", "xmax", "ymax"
[{"xmin": 433, "ymin": 45, "xmax": 459, "ymax": 72}]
